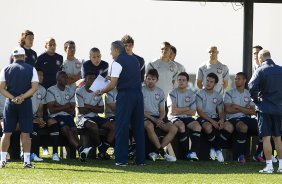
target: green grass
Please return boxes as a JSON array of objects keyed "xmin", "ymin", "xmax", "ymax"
[{"xmin": 1, "ymin": 158, "xmax": 282, "ymax": 184}]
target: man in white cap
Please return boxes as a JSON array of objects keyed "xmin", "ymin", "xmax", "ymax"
[{"xmin": 0, "ymin": 47, "xmax": 38, "ymax": 168}]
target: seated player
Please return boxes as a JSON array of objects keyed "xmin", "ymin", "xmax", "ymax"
[
  {"xmin": 46, "ymin": 71, "xmax": 92, "ymax": 162},
  {"xmin": 142, "ymin": 69, "xmax": 177, "ymax": 162},
  {"xmin": 75, "ymin": 73, "xmax": 115, "ymax": 160},
  {"xmin": 168, "ymin": 72, "xmax": 201, "ymax": 161}
]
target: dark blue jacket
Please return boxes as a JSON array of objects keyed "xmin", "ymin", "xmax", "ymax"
[{"xmin": 249, "ymin": 59, "xmax": 282, "ymax": 115}]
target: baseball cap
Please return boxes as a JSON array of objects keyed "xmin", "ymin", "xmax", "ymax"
[{"xmin": 12, "ymin": 47, "xmax": 25, "ymax": 56}]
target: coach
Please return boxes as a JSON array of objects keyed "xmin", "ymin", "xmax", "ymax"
[
  {"xmin": 96, "ymin": 41, "xmax": 145, "ymax": 166},
  {"xmin": 0, "ymin": 47, "xmax": 38, "ymax": 168},
  {"xmin": 249, "ymin": 49, "xmax": 282, "ymax": 174}
]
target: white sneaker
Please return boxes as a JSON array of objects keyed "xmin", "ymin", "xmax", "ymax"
[
  {"xmin": 216, "ymin": 149, "xmax": 224, "ymax": 162},
  {"xmin": 163, "ymin": 154, "xmax": 177, "ymax": 162},
  {"xmin": 42, "ymin": 148, "xmax": 49, "ymax": 156},
  {"xmin": 187, "ymin": 152, "xmax": 199, "ymax": 161},
  {"xmin": 80, "ymin": 147, "xmax": 92, "ymax": 162},
  {"xmin": 148, "ymin": 152, "xmax": 159, "ymax": 162},
  {"xmin": 210, "ymin": 148, "xmax": 216, "ymax": 160},
  {"xmin": 30, "ymin": 153, "xmax": 43, "ymax": 162},
  {"xmin": 52, "ymin": 153, "xmax": 60, "ymax": 161},
  {"xmin": 259, "ymin": 167, "xmax": 274, "ymax": 174},
  {"xmin": 272, "ymin": 155, "xmax": 278, "ymax": 163}
]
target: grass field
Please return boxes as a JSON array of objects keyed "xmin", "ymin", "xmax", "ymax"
[{"xmin": 1, "ymin": 158, "xmax": 282, "ymax": 184}]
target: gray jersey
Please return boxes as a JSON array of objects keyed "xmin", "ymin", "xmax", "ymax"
[
  {"xmin": 224, "ymin": 88, "xmax": 255, "ymax": 120},
  {"xmin": 172, "ymin": 61, "xmax": 186, "ymax": 89},
  {"xmin": 167, "ymin": 88, "xmax": 196, "ymax": 118},
  {"xmin": 62, "ymin": 59, "xmax": 82, "ymax": 76},
  {"xmin": 196, "ymin": 61, "xmax": 229, "ymax": 95},
  {"xmin": 146, "ymin": 59, "xmax": 178, "ymax": 98},
  {"xmin": 0, "ymin": 93, "xmax": 6, "ymax": 117},
  {"xmin": 75, "ymin": 86, "xmax": 103, "ymax": 118},
  {"xmin": 31, "ymin": 84, "xmax": 46, "ymax": 115},
  {"xmin": 105, "ymin": 88, "xmax": 118, "ymax": 118},
  {"xmin": 196, "ymin": 89, "xmax": 223, "ymax": 118},
  {"xmin": 142, "ymin": 86, "xmax": 165, "ymax": 116},
  {"xmin": 46, "ymin": 85, "xmax": 75, "ymax": 117}
]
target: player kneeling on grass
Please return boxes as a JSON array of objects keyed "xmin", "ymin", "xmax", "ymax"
[
  {"xmin": 168, "ymin": 72, "xmax": 201, "ymax": 161},
  {"xmin": 224, "ymin": 72, "xmax": 258, "ymax": 163},
  {"xmin": 75, "ymin": 73, "xmax": 115, "ymax": 160},
  {"xmin": 46, "ymin": 71, "xmax": 92, "ymax": 162},
  {"xmin": 196, "ymin": 72, "xmax": 233, "ymax": 163},
  {"xmin": 143, "ymin": 69, "xmax": 177, "ymax": 162}
]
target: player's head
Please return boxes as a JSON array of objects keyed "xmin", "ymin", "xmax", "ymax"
[
  {"xmin": 121, "ymin": 34, "xmax": 134, "ymax": 55},
  {"xmin": 84, "ymin": 72, "xmax": 96, "ymax": 88},
  {"xmin": 207, "ymin": 45, "xmax": 218, "ymax": 61},
  {"xmin": 235, "ymin": 72, "xmax": 247, "ymax": 88},
  {"xmin": 36, "ymin": 67, "xmax": 44, "ymax": 84},
  {"xmin": 111, "ymin": 41, "xmax": 126, "ymax": 60},
  {"xmin": 205, "ymin": 72, "xmax": 218, "ymax": 90},
  {"xmin": 160, "ymin": 41, "xmax": 171, "ymax": 59},
  {"xmin": 89, "ymin": 47, "xmax": 101, "ymax": 65},
  {"xmin": 45, "ymin": 37, "xmax": 56, "ymax": 54},
  {"xmin": 19, "ymin": 30, "xmax": 34, "ymax": 48},
  {"xmin": 56, "ymin": 71, "xmax": 68, "ymax": 86},
  {"xmin": 145, "ymin": 69, "xmax": 159, "ymax": 89},
  {"xmin": 252, "ymin": 45, "xmax": 263, "ymax": 62},
  {"xmin": 64, "ymin": 40, "xmax": 76, "ymax": 57},
  {"xmin": 170, "ymin": 45, "xmax": 177, "ymax": 61},
  {"xmin": 177, "ymin": 72, "xmax": 189, "ymax": 89}
]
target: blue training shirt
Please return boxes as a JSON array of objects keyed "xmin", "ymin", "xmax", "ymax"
[{"xmin": 81, "ymin": 60, "xmax": 108, "ymax": 78}]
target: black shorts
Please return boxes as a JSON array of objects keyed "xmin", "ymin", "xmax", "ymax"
[
  {"xmin": 77, "ymin": 116, "xmax": 109, "ymax": 129},
  {"xmin": 196, "ymin": 117, "xmax": 220, "ymax": 126},
  {"xmin": 170, "ymin": 117, "xmax": 197, "ymax": 125},
  {"xmin": 257, "ymin": 112, "xmax": 282, "ymax": 137},
  {"xmin": 107, "ymin": 116, "xmax": 115, "ymax": 122},
  {"xmin": 53, "ymin": 115, "xmax": 76, "ymax": 128},
  {"xmin": 228, "ymin": 117, "xmax": 258, "ymax": 136}
]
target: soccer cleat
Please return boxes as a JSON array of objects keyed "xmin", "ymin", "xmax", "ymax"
[
  {"xmin": 30, "ymin": 153, "xmax": 44, "ymax": 162},
  {"xmin": 216, "ymin": 149, "xmax": 224, "ymax": 162},
  {"xmin": 277, "ymin": 168, "xmax": 282, "ymax": 173},
  {"xmin": 272, "ymin": 155, "xmax": 278, "ymax": 163},
  {"xmin": 98, "ymin": 152, "xmax": 111, "ymax": 160},
  {"xmin": 186, "ymin": 152, "xmax": 199, "ymax": 161},
  {"xmin": 148, "ymin": 152, "xmax": 159, "ymax": 162},
  {"xmin": 259, "ymin": 167, "xmax": 274, "ymax": 174},
  {"xmin": 253, "ymin": 154, "xmax": 265, "ymax": 162},
  {"xmin": 0, "ymin": 161, "xmax": 6, "ymax": 168},
  {"xmin": 115, "ymin": 162, "xmax": 128, "ymax": 166},
  {"xmin": 80, "ymin": 147, "xmax": 93, "ymax": 162},
  {"xmin": 238, "ymin": 155, "xmax": 246, "ymax": 164},
  {"xmin": 163, "ymin": 153, "xmax": 177, "ymax": 162},
  {"xmin": 23, "ymin": 162, "xmax": 35, "ymax": 169},
  {"xmin": 52, "ymin": 153, "xmax": 60, "ymax": 161},
  {"xmin": 210, "ymin": 148, "xmax": 216, "ymax": 160}
]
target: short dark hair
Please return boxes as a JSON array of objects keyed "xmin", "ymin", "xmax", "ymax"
[
  {"xmin": 35, "ymin": 67, "xmax": 44, "ymax": 73},
  {"xmin": 64, "ymin": 40, "xmax": 75, "ymax": 51},
  {"xmin": 253, "ymin": 45, "xmax": 263, "ymax": 50},
  {"xmin": 207, "ymin": 72, "xmax": 219, "ymax": 83},
  {"xmin": 84, "ymin": 72, "xmax": 96, "ymax": 78},
  {"xmin": 19, "ymin": 30, "xmax": 34, "ymax": 47},
  {"xmin": 178, "ymin": 72, "xmax": 189, "ymax": 81},
  {"xmin": 236, "ymin": 72, "xmax": 247, "ymax": 80},
  {"xmin": 56, "ymin": 71, "xmax": 67, "ymax": 79},
  {"xmin": 89, "ymin": 47, "xmax": 100, "ymax": 54},
  {"xmin": 146, "ymin": 69, "xmax": 159, "ymax": 79},
  {"xmin": 171, "ymin": 45, "xmax": 177, "ymax": 54},
  {"xmin": 121, "ymin": 35, "xmax": 134, "ymax": 45},
  {"xmin": 162, "ymin": 41, "xmax": 171, "ymax": 49}
]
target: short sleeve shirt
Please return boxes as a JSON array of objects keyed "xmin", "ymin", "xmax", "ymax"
[
  {"xmin": 142, "ymin": 86, "xmax": 165, "ymax": 116},
  {"xmin": 31, "ymin": 84, "xmax": 47, "ymax": 115},
  {"xmin": 105, "ymin": 88, "xmax": 118, "ymax": 118}
]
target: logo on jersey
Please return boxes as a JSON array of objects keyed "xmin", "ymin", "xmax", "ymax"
[
  {"xmin": 65, "ymin": 94, "xmax": 70, "ymax": 100},
  {"xmin": 217, "ymin": 68, "xmax": 222, "ymax": 74},
  {"xmin": 185, "ymin": 96, "xmax": 191, "ymax": 103},
  {"xmin": 212, "ymin": 97, "xmax": 218, "ymax": 104},
  {"xmin": 76, "ymin": 63, "xmax": 81, "ymax": 68},
  {"xmin": 37, "ymin": 93, "xmax": 42, "ymax": 100},
  {"xmin": 244, "ymin": 97, "xmax": 250, "ymax": 103},
  {"xmin": 56, "ymin": 60, "xmax": 61, "ymax": 66},
  {"xmin": 155, "ymin": 93, "xmax": 160, "ymax": 100},
  {"xmin": 170, "ymin": 65, "xmax": 175, "ymax": 72}
]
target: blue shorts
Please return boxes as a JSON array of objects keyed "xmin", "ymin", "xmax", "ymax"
[
  {"xmin": 3, "ymin": 99, "xmax": 33, "ymax": 133},
  {"xmin": 53, "ymin": 115, "xmax": 76, "ymax": 128},
  {"xmin": 257, "ymin": 112, "xmax": 282, "ymax": 137},
  {"xmin": 228, "ymin": 117, "xmax": 258, "ymax": 136},
  {"xmin": 77, "ymin": 116, "xmax": 109, "ymax": 129},
  {"xmin": 197, "ymin": 117, "xmax": 220, "ymax": 126},
  {"xmin": 170, "ymin": 117, "xmax": 197, "ymax": 125}
]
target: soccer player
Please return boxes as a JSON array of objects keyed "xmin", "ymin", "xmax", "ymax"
[
  {"xmin": 81, "ymin": 47, "xmax": 108, "ymax": 79},
  {"xmin": 75, "ymin": 73, "xmax": 115, "ymax": 159},
  {"xmin": 62, "ymin": 40, "xmax": 82, "ymax": 91},
  {"xmin": 168, "ymin": 72, "xmax": 201, "ymax": 161},
  {"xmin": 46, "ymin": 71, "xmax": 92, "ymax": 162},
  {"xmin": 143, "ymin": 69, "xmax": 177, "ymax": 162},
  {"xmin": 196, "ymin": 72, "xmax": 233, "ymax": 162},
  {"xmin": 224, "ymin": 72, "xmax": 258, "ymax": 163},
  {"xmin": 196, "ymin": 46, "xmax": 229, "ymax": 95}
]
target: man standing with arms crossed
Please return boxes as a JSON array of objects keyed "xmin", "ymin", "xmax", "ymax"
[{"xmin": 249, "ymin": 49, "xmax": 282, "ymax": 173}]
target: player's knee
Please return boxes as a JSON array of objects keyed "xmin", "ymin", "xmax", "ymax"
[
  {"xmin": 224, "ymin": 122, "xmax": 234, "ymax": 133},
  {"xmin": 203, "ymin": 123, "xmax": 212, "ymax": 134},
  {"xmin": 170, "ymin": 124, "xmax": 178, "ymax": 135},
  {"xmin": 236, "ymin": 122, "xmax": 248, "ymax": 133},
  {"xmin": 189, "ymin": 121, "xmax": 202, "ymax": 132},
  {"xmin": 175, "ymin": 121, "xmax": 185, "ymax": 132}
]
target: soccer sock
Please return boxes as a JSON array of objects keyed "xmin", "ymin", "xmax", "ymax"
[
  {"xmin": 219, "ymin": 129, "xmax": 232, "ymax": 142},
  {"xmin": 236, "ymin": 132, "xmax": 247, "ymax": 156},
  {"xmin": 190, "ymin": 131, "xmax": 201, "ymax": 153},
  {"xmin": 256, "ymin": 138, "xmax": 263, "ymax": 156},
  {"xmin": 77, "ymin": 145, "xmax": 84, "ymax": 153},
  {"xmin": 1, "ymin": 152, "xmax": 7, "ymax": 162},
  {"xmin": 49, "ymin": 124, "xmax": 60, "ymax": 154},
  {"xmin": 279, "ymin": 159, "xmax": 282, "ymax": 169},
  {"xmin": 266, "ymin": 160, "xmax": 273, "ymax": 169},
  {"xmin": 23, "ymin": 152, "xmax": 31, "ymax": 164},
  {"xmin": 157, "ymin": 147, "xmax": 166, "ymax": 157},
  {"xmin": 98, "ymin": 141, "xmax": 110, "ymax": 153},
  {"xmin": 207, "ymin": 129, "xmax": 218, "ymax": 150},
  {"xmin": 178, "ymin": 132, "xmax": 189, "ymax": 154}
]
